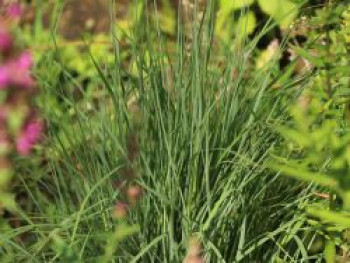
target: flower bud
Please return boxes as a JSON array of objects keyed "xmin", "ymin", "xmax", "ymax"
[
  {"xmin": 183, "ymin": 237, "xmax": 205, "ymax": 263},
  {"xmin": 113, "ymin": 202, "xmax": 128, "ymax": 219},
  {"xmin": 127, "ymin": 185, "xmax": 143, "ymax": 205}
]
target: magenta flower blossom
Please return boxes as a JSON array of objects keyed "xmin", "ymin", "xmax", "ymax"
[
  {"xmin": 11, "ymin": 52, "xmax": 35, "ymax": 88},
  {"xmin": 0, "ymin": 52, "xmax": 35, "ymax": 89},
  {"xmin": 16, "ymin": 118, "xmax": 44, "ymax": 156},
  {"xmin": 17, "ymin": 52, "xmax": 33, "ymax": 69},
  {"xmin": 0, "ymin": 30, "xmax": 12, "ymax": 53},
  {"xmin": 6, "ymin": 3, "xmax": 23, "ymax": 18}
]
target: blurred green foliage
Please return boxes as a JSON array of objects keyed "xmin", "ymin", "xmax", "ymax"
[
  {"xmin": 270, "ymin": 2, "xmax": 350, "ymax": 261},
  {"xmin": 216, "ymin": 0, "xmax": 302, "ymax": 44}
]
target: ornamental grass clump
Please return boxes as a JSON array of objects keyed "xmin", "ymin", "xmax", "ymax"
[{"xmin": 0, "ymin": 15, "xmax": 43, "ymax": 210}]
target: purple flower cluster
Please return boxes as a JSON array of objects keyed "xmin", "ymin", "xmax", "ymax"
[
  {"xmin": 0, "ymin": 23, "xmax": 43, "ymax": 158},
  {"xmin": 0, "ymin": 2, "xmax": 42, "ymax": 210}
]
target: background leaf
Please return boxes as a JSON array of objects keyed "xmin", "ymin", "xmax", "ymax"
[{"xmin": 258, "ymin": 0, "xmax": 298, "ymax": 29}]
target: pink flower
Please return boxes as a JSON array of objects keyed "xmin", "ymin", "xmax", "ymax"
[
  {"xmin": 0, "ymin": 66, "xmax": 10, "ymax": 88},
  {"xmin": 17, "ymin": 52, "xmax": 33, "ymax": 69},
  {"xmin": 0, "ymin": 52, "xmax": 35, "ymax": 89},
  {"xmin": 13, "ymin": 52, "xmax": 34, "ymax": 88},
  {"xmin": 12, "ymin": 67, "xmax": 35, "ymax": 88},
  {"xmin": 16, "ymin": 118, "xmax": 43, "ymax": 156},
  {"xmin": 7, "ymin": 3, "xmax": 23, "ymax": 18},
  {"xmin": 0, "ymin": 30, "xmax": 13, "ymax": 54}
]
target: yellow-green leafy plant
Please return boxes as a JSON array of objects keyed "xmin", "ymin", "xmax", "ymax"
[
  {"xmin": 216, "ymin": 0, "xmax": 302, "ymax": 43},
  {"xmin": 270, "ymin": 2, "xmax": 350, "ymax": 261}
]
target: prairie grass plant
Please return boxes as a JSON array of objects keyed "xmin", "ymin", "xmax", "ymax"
[{"xmin": 0, "ymin": 0, "xmax": 333, "ymax": 262}]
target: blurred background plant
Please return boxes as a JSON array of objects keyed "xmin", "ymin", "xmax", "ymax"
[
  {"xmin": 270, "ymin": 1, "xmax": 350, "ymax": 262},
  {"xmin": 215, "ymin": 0, "xmax": 302, "ymax": 46}
]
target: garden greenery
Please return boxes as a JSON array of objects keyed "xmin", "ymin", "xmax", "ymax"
[{"xmin": 0, "ymin": 0, "xmax": 350, "ymax": 262}]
